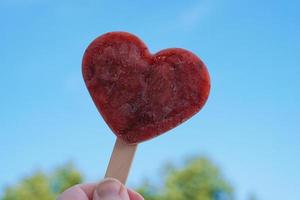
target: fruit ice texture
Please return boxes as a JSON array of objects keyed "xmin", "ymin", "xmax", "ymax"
[{"xmin": 82, "ymin": 32, "xmax": 210, "ymax": 144}]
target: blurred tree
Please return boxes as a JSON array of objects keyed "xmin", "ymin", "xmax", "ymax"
[
  {"xmin": 136, "ymin": 180, "xmax": 160, "ymax": 200},
  {"xmin": 2, "ymin": 172, "xmax": 54, "ymax": 200},
  {"xmin": 1, "ymin": 157, "xmax": 256, "ymax": 200},
  {"xmin": 1, "ymin": 162, "xmax": 83, "ymax": 200},
  {"xmin": 50, "ymin": 161, "xmax": 83, "ymax": 194},
  {"xmin": 137, "ymin": 156, "xmax": 234, "ymax": 200}
]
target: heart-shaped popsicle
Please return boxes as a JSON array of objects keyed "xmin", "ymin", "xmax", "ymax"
[
  {"xmin": 82, "ymin": 32, "xmax": 210, "ymax": 183},
  {"xmin": 82, "ymin": 32, "xmax": 210, "ymax": 144}
]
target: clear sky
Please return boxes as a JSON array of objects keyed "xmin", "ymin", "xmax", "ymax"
[{"xmin": 0, "ymin": 0, "xmax": 299, "ymax": 199}]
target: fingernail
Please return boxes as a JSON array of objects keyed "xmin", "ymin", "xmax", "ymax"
[{"xmin": 95, "ymin": 178, "xmax": 122, "ymax": 198}]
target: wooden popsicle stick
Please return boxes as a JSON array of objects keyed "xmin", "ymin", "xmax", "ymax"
[{"xmin": 105, "ymin": 138, "xmax": 138, "ymax": 184}]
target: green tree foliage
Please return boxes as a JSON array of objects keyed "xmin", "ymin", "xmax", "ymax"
[
  {"xmin": 2, "ymin": 172, "xmax": 54, "ymax": 200},
  {"xmin": 1, "ymin": 162, "xmax": 83, "ymax": 200},
  {"xmin": 2, "ymin": 157, "xmax": 254, "ymax": 200},
  {"xmin": 137, "ymin": 157, "xmax": 234, "ymax": 200},
  {"xmin": 135, "ymin": 180, "xmax": 160, "ymax": 200},
  {"xmin": 51, "ymin": 162, "xmax": 83, "ymax": 194}
]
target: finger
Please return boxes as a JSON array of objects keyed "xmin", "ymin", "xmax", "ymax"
[
  {"xmin": 57, "ymin": 185, "xmax": 90, "ymax": 200},
  {"xmin": 127, "ymin": 188, "xmax": 144, "ymax": 200},
  {"xmin": 78, "ymin": 183, "xmax": 97, "ymax": 199},
  {"xmin": 93, "ymin": 178, "xmax": 129, "ymax": 200}
]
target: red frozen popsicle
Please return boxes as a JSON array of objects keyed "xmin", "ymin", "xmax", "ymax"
[
  {"xmin": 82, "ymin": 32, "xmax": 210, "ymax": 144},
  {"xmin": 82, "ymin": 32, "xmax": 210, "ymax": 183}
]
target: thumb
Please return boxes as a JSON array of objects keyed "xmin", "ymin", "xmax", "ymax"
[{"xmin": 93, "ymin": 178, "xmax": 129, "ymax": 200}]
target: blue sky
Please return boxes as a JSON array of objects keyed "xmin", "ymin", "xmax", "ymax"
[{"xmin": 0, "ymin": 0, "xmax": 299, "ymax": 199}]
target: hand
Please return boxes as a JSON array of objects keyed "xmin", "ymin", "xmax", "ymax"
[{"xmin": 57, "ymin": 178, "xmax": 144, "ymax": 200}]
